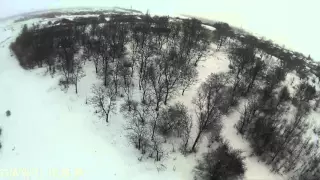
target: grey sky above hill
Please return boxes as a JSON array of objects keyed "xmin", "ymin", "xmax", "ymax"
[{"xmin": 1, "ymin": 0, "xmax": 319, "ymax": 61}]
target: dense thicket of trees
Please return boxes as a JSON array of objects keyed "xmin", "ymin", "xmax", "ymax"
[
  {"xmin": 11, "ymin": 12, "xmax": 320, "ymax": 179},
  {"xmin": 10, "ymin": 13, "xmax": 211, "ymax": 161},
  {"xmin": 234, "ymin": 82, "xmax": 317, "ymax": 173},
  {"xmin": 292, "ymin": 154, "xmax": 320, "ymax": 180},
  {"xmin": 212, "ymin": 21, "xmax": 320, "ymax": 176}
]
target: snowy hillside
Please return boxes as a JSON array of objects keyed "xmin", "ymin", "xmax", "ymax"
[{"xmin": 1, "ymin": 9, "xmax": 319, "ymax": 180}]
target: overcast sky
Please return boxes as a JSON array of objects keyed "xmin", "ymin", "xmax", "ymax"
[{"xmin": 1, "ymin": 0, "xmax": 319, "ymax": 60}]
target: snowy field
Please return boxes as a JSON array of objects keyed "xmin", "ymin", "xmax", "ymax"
[{"xmin": 0, "ymin": 16, "xmax": 291, "ymax": 180}]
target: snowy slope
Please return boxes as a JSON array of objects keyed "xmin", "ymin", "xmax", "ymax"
[{"xmin": 0, "ymin": 17, "xmax": 285, "ymax": 180}]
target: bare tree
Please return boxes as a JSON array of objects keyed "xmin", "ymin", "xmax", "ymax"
[
  {"xmin": 150, "ymin": 136, "xmax": 164, "ymax": 161},
  {"xmin": 123, "ymin": 106, "xmax": 149, "ymax": 154},
  {"xmin": 181, "ymin": 64, "xmax": 198, "ymax": 96},
  {"xmin": 162, "ymin": 49, "xmax": 183, "ymax": 105},
  {"xmin": 89, "ymin": 84, "xmax": 117, "ymax": 123},
  {"xmin": 56, "ymin": 36, "xmax": 77, "ymax": 89},
  {"xmin": 235, "ymin": 96, "xmax": 260, "ymax": 135},
  {"xmin": 119, "ymin": 59, "xmax": 134, "ymax": 101},
  {"xmin": 158, "ymin": 102, "xmax": 192, "ymax": 138},
  {"xmin": 121, "ymin": 100, "xmax": 155, "ymax": 154},
  {"xmin": 71, "ymin": 54, "xmax": 85, "ymax": 94},
  {"xmin": 244, "ymin": 58, "xmax": 266, "ymax": 94},
  {"xmin": 133, "ymin": 18, "xmax": 154, "ymax": 92},
  {"xmin": 229, "ymin": 45, "xmax": 256, "ymax": 79},
  {"xmin": 212, "ymin": 22, "xmax": 232, "ymax": 50},
  {"xmin": 179, "ymin": 18, "xmax": 210, "ymax": 66},
  {"xmin": 191, "ymin": 73, "xmax": 227, "ymax": 152},
  {"xmin": 106, "ymin": 21, "xmax": 129, "ymax": 95},
  {"xmin": 94, "ymin": 24, "xmax": 112, "ymax": 87},
  {"xmin": 262, "ymin": 67, "xmax": 287, "ymax": 102},
  {"xmin": 145, "ymin": 60, "xmax": 166, "ymax": 111},
  {"xmin": 180, "ymin": 119, "xmax": 192, "ymax": 155},
  {"xmin": 88, "ymin": 39, "xmax": 102, "ymax": 74}
]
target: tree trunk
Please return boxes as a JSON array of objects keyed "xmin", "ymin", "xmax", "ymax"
[
  {"xmin": 104, "ymin": 60, "xmax": 108, "ymax": 87},
  {"xmin": 106, "ymin": 112, "xmax": 109, "ymax": 123},
  {"xmin": 164, "ymin": 89, "xmax": 169, "ymax": 105},
  {"xmin": 238, "ymin": 120, "xmax": 246, "ymax": 135},
  {"xmin": 217, "ymin": 36, "xmax": 223, "ymax": 50},
  {"xmin": 75, "ymin": 81, "xmax": 78, "ymax": 94},
  {"xmin": 191, "ymin": 131, "xmax": 202, "ymax": 152},
  {"xmin": 183, "ymin": 138, "xmax": 189, "ymax": 153},
  {"xmin": 182, "ymin": 88, "xmax": 186, "ymax": 96},
  {"xmin": 151, "ymin": 120, "xmax": 157, "ymax": 140},
  {"xmin": 270, "ymin": 147, "xmax": 282, "ymax": 163},
  {"xmin": 155, "ymin": 99, "xmax": 160, "ymax": 111},
  {"xmin": 138, "ymin": 138, "xmax": 141, "ymax": 150},
  {"xmin": 142, "ymin": 89, "xmax": 146, "ymax": 104},
  {"xmin": 236, "ymin": 68, "xmax": 242, "ymax": 79},
  {"xmin": 139, "ymin": 60, "xmax": 144, "ymax": 90},
  {"xmin": 232, "ymin": 79, "xmax": 239, "ymax": 93},
  {"xmin": 156, "ymin": 150, "xmax": 159, "ymax": 161},
  {"xmin": 131, "ymin": 66, "xmax": 134, "ymax": 77},
  {"xmin": 246, "ymin": 79, "xmax": 254, "ymax": 94}
]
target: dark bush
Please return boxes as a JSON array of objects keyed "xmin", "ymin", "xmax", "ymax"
[
  {"xmin": 195, "ymin": 142, "xmax": 246, "ymax": 180},
  {"xmin": 6, "ymin": 110, "xmax": 11, "ymax": 117},
  {"xmin": 157, "ymin": 103, "xmax": 191, "ymax": 137}
]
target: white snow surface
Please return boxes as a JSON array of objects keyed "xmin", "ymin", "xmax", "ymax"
[
  {"xmin": 282, "ymin": 72, "xmax": 301, "ymax": 96},
  {"xmin": 0, "ymin": 19, "xmax": 285, "ymax": 180},
  {"xmin": 201, "ymin": 24, "xmax": 216, "ymax": 31}
]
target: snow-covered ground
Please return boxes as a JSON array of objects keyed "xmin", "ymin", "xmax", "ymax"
[
  {"xmin": 201, "ymin": 24, "xmax": 216, "ymax": 31},
  {"xmin": 0, "ymin": 18, "xmax": 286, "ymax": 180}
]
